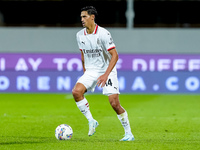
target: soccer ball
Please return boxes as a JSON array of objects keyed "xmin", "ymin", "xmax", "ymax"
[{"xmin": 55, "ymin": 124, "xmax": 73, "ymax": 140}]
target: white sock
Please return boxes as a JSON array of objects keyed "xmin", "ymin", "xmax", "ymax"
[
  {"xmin": 76, "ymin": 98, "xmax": 93, "ymax": 122},
  {"xmin": 117, "ymin": 111, "xmax": 132, "ymax": 135}
]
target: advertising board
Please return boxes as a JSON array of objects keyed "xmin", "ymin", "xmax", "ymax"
[{"xmin": 0, "ymin": 53, "xmax": 199, "ymax": 93}]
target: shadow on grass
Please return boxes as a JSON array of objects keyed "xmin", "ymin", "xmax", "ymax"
[
  {"xmin": 70, "ymin": 137, "xmax": 121, "ymax": 143},
  {"xmin": 0, "ymin": 136, "xmax": 56, "ymax": 145},
  {"xmin": 0, "ymin": 135, "xmax": 122, "ymax": 145}
]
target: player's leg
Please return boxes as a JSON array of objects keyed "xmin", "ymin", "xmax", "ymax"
[
  {"xmin": 72, "ymin": 82, "xmax": 86, "ymax": 102},
  {"xmin": 103, "ymin": 72, "xmax": 134, "ymax": 141},
  {"xmin": 108, "ymin": 94, "xmax": 134, "ymax": 141},
  {"xmin": 72, "ymin": 82, "xmax": 95, "ymax": 122},
  {"xmin": 108, "ymin": 94, "xmax": 125, "ymax": 114},
  {"xmin": 72, "ymin": 73, "xmax": 99, "ymax": 136}
]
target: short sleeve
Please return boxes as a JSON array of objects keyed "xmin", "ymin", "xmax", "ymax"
[
  {"xmin": 101, "ymin": 31, "xmax": 116, "ymax": 51},
  {"xmin": 76, "ymin": 33, "xmax": 82, "ymax": 51}
]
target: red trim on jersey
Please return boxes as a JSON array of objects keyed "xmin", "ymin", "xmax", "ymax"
[
  {"xmin": 107, "ymin": 46, "xmax": 115, "ymax": 51},
  {"xmin": 94, "ymin": 25, "xmax": 98, "ymax": 34},
  {"xmin": 84, "ymin": 24, "xmax": 98, "ymax": 35}
]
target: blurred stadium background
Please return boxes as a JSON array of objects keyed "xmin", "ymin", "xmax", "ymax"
[
  {"xmin": 0, "ymin": 0, "xmax": 200, "ymax": 93},
  {"xmin": 0, "ymin": 1, "xmax": 200, "ymax": 150}
]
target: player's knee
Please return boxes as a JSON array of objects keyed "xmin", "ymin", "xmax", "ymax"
[{"xmin": 72, "ymin": 88, "xmax": 81, "ymax": 98}]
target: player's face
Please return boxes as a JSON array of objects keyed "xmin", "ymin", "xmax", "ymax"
[{"xmin": 81, "ymin": 11, "xmax": 94, "ymax": 28}]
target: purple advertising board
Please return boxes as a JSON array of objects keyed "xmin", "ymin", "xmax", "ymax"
[{"xmin": 0, "ymin": 53, "xmax": 200, "ymax": 93}]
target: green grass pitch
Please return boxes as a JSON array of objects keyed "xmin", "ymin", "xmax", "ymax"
[{"xmin": 0, "ymin": 94, "xmax": 200, "ymax": 150}]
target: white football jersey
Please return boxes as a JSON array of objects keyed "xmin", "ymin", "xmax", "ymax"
[{"xmin": 76, "ymin": 25, "xmax": 117, "ymax": 73}]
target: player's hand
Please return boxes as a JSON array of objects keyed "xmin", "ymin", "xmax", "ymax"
[{"xmin": 97, "ymin": 74, "xmax": 108, "ymax": 88}]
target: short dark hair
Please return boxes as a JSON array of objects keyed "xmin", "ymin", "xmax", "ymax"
[{"xmin": 81, "ymin": 6, "xmax": 98, "ymax": 17}]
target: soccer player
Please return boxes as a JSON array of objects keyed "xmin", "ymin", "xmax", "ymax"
[{"xmin": 72, "ymin": 6, "xmax": 134, "ymax": 141}]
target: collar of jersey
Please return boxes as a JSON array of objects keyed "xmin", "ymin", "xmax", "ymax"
[{"xmin": 84, "ymin": 24, "xmax": 98, "ymax": 35}]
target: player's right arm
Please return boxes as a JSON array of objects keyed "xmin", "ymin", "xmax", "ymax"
[
  {"xmin": 76, "ymin": 32, "xmax": 86, "ymax": 73},
  {"xmin": 81, "ymin": 50, "xmax": 86, "ymax": 73}
]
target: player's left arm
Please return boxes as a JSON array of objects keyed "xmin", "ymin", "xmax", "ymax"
[
  {"xmin": 97, "ymin": 48, "xmax": 118, "ymax": 87},
  {"xmin": 81, "ymin": 50, "xmax": 86, "ymax": 73}
]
